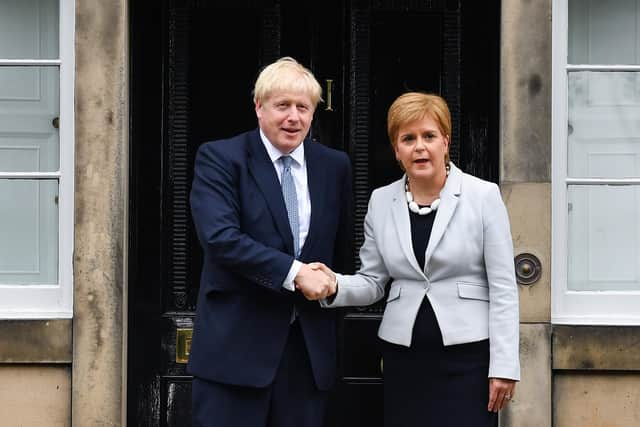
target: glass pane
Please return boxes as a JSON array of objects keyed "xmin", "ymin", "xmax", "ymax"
[
  {"xmin": 569, "ymin": 0, "xmax": 640, "ymax": 65},
  {"xmin": 568, "ymin": 185, "xmax": 640, "ymax": 291},
  {"xmin": 0, "ymin": 66, "xmax": 59, "ymax": 172},
  {"xmin": 0, "ymin": 179, "xmax": 58, "ymax": 285},
  {"xmin": 0, "ymin": 0, "xmax": 59, "ymax": 59},
  {"xmin": 568, "ymin": 71, "xmax": 640, "ymax": 178}
]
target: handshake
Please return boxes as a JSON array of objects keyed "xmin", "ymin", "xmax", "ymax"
[{"xmin": 294, "ymin": 262, "xmax": 337, "ymax": 301}]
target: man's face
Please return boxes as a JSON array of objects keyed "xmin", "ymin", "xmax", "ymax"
[{"xmin": 255, "ymin": 90, "xmax": 316, "ymax": 153}]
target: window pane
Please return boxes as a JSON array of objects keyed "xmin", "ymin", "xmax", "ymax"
[
  {"xmin": 0, "ymin": 179, "xmax": 58, "ymax": 285},
  {"xmin": 569, "ymin": 0, "xmax": 640, "ymax": 65},
  {"xmin": 0, "ymin": 66, "xmax": 59, "ymax": 172},
  {"xmin": 0, "ymin": 0, "xmax": 59, "ymax": 59},
  {"xmin": 568, "ymin": 71, "xmax": 640, "ymax": 178},
  {"xmin": 568, "ymin": 185, "xmax": 640, "ymax": 291}
]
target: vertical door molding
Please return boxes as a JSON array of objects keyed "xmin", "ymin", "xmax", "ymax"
[{"xmin": 166, "ymin": 0, "xmax": 192, "ymax": 311}]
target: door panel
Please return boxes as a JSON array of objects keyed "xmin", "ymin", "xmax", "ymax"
[
  {"xmin": 369, "ymin": 10, "xmax": 442, "ymax": 190},
  {"xmin": 129, "ymin": 1, "xmax": 499, "ymax": 425}
]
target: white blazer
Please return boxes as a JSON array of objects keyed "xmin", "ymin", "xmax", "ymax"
[{"xmin": 323, "ymin": 162, "xmax": 520, "ymax": 380}]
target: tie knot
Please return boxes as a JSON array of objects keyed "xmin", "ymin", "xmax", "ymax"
[{"xmin": 281, "ymin": 155, "xmax": 293, "ymax": 169}]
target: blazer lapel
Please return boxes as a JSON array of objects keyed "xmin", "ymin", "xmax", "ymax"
[
  {"xmin": 390, "ymin": 176, "xmax": 426, "ymax": 278},
  {"xmin": 246, "ymin": 130, "xmax": 295, "ymax": 255},
  {"xmin": 424, "ymin": 162, "xmax": 463, "ymax": 266},
  {"xmin": 298, "ymin": 140, "xmax": 322, "ymax": 260}
]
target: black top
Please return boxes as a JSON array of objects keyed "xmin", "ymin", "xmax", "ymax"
[{"xmin": 409, "ymin": 206, "xmax": 437, "ymax": 270}]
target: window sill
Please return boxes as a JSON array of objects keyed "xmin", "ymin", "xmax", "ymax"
[
  {"xmin": 553, "ymin": 325, "xmax": 640, "ymax": 371},
  {"xmin": 0, "ymin": 319, "xmax": 72, "ymax": 363}
]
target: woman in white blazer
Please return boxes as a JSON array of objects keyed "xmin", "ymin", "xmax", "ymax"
[{"xmin": 315, "ymin": 92, "xmax": 520, "ymax": 426}]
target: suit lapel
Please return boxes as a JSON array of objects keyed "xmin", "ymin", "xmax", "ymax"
[
  {"xmin": 246, "ymin": 130, "xmax": 295, "ymax": 255},
  {"xmin": 424, "ymin": 163, "xmax": 462, "ymax": 266},
  {"xmin": 390, "ymin": 177, "xmax": 426, "ymax": 278},
  {"xmin": 298, "ymin": 140, "xmax": 322, "ymax": 260}
]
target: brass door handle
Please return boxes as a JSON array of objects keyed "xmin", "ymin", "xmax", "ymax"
[{"xmin": 325, "ymin": 79, "xmax": 333, "ymax": 111}]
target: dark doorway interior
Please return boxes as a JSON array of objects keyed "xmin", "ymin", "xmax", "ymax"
[{"xmin": 128, "ymin": 1, "xmax": 500, "ymax": 425}]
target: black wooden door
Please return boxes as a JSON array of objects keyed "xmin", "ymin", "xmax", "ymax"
[{"xmin": 128, "ymin": 1, "xmax": 499, "ymax": 425}]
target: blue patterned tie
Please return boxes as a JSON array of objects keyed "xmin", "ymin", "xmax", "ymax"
[{"xmin": 280, "ymin": 156, "xmax": 300, "ymax": 257}]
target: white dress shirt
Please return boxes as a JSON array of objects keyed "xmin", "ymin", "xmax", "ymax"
[{"xmin": 259, "ymin": 130, "xmax": 310, "ymax": 291}]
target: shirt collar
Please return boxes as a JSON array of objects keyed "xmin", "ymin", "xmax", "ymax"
[{"xmin": 259, "ymin": 129, "xmax": 305, "ymax": 166}]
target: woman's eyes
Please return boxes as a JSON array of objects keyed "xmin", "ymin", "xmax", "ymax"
[{"xmin": 401, "ymin": 133, "xmax": 437, "ymax": 143}]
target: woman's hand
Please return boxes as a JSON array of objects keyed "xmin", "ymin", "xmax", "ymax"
[
  {"xmin": 488, "ymin": 378, "xmax": 516, "ymax": 412},
  {"xmin": 307, "ymin": 262, "xmax": 337, "ymax": 295}
]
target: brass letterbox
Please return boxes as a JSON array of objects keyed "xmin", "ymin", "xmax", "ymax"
[{"xmin": 176, "ymin": 328, "xmax": 193, "ymax": 364}]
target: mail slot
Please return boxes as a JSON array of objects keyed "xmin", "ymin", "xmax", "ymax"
[{"xmin": 176, "ymin": 328, "xmax": 193, "ymax": 364}]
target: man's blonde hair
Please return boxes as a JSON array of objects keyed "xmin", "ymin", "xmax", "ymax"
[{"xmin": 253, "ymin": 57, "xmax": 323, "ymax": 107}]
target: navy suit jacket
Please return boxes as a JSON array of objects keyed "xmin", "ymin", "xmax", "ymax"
[{"xmin": 187, "ymin": 128, "xmax": 353, "ymax": 391}]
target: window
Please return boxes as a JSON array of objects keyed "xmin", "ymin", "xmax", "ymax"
[
  {"xmin": 552, "ymin": 0, "xmax": 640, "ymax": 324},
  {"xmin": 0, "ymin": 0, "xmax": 74, "ymax": 318}
]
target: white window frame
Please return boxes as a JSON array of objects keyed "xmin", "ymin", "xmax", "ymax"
[
  {"xmin": 552, "ymin": 0, "xmax": 640, "ymax": 325},
  {"xmin": 0, "ymin": 0, "xmax": 75, "ymax": 318}
]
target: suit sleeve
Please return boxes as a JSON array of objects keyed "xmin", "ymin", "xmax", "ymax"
[
  {"xmin": 190, "ymin": 143, "xmax": 294, "ymax": 292},
  {"xmin": 322, "ymin": 190, "xmax": 390, "ymax": 308},
  {"xmin": 483, "ymin": 183, "xmax": 521, "ymax": 381}
]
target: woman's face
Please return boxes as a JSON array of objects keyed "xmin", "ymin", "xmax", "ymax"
[{"xmin": 394, "ymin": 115, "xmax": 449, "ymax": 183}]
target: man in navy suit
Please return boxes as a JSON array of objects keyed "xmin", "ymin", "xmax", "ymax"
[{"xmin": 188, "ymin": 57, "xmax": 353, "ymax": 427}]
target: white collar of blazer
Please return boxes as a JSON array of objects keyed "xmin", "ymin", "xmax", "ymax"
[{"xmin": 391, "ymin": 162, "xmax": 463, "ymax": 276}]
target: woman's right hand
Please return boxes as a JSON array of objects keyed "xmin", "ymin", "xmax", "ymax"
[{"xmin": 308, "ymin": 262, "xmax": 337, "ymax": 294}]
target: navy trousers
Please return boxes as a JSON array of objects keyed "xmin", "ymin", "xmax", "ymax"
[{"xmin": 192, "ymin": 321, "xmax": 328, "ymax": 427}]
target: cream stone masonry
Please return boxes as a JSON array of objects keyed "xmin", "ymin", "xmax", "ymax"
[
  {"xmin": 500, "ymin": 1, "xmax": 552, "ymax": 426},
  {"xmin": 500, "ymin": 324, "xmax": 551, "ymax": 427},
  {"xmin": 555, "ymin": 373, "xmax": 640, "ymax": 427},
  {"xmin": 501, "ymin": 0, "xmax": 552, "ymax": 183},
  {"xmin": 73, "ymin": 0, "xmax": 128, "ymax": 425},
  {"xmin": 0, "ymin": 366, "xmax": 71, "ymax": 426},
  {"xmin": 501, "ymin": 183, "xmax": 550, "ymax": 323},
  {"xmin": 553, "ymin": 326, "xmax": 640, "ymax": 371},
  {"xmin": 0, "ymin": 320, "xmax": 72, "ymax": 362}
]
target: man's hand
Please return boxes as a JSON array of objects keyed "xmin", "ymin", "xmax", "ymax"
[
  {"xmin": 295, "ymin": 263, "xmax": 336, "ymax": 300},
  {"xmin": 308, "ymin": 262, "xmax": 336, "ymax": 286}
]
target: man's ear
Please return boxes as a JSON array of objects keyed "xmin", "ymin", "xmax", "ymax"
[{"xmin": 255, "ymin": 101, "xmax": 262, "ymax": 118}]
